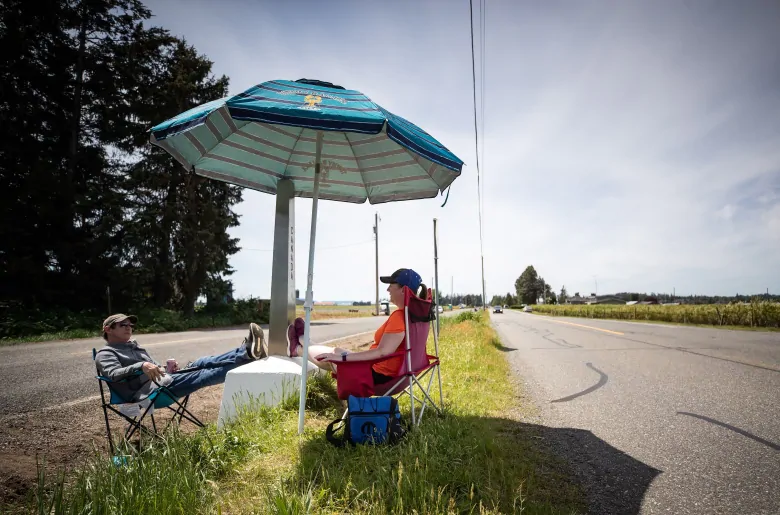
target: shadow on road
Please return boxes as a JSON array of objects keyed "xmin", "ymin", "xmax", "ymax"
[
  {"xmin": 539, "ymin": 421, "xmax": 663, "ymax": 514},
  {"xmin": 295, "ymin": 414, "xmax": 661, "ymax": 514}
]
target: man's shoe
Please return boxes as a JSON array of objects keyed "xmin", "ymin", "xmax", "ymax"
[
  {"xmin": 286, "ymin": 317, "xmax": 305, "ymax": 357},
  {"xmin": 245, "ymin": 323, "xmax": 266, "ymax": 360}
]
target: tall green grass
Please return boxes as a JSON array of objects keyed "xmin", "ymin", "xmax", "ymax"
[
  {"xmin": 30, "ymin": 426, "xmax": 251, "ymax": 515},
  {"xmin": 29, "ymin": 312, "xmax": 583, "ymax": 514},
  {"xmin": 530, "ymin": 301, "xmax": 780, "ymax": 328}
]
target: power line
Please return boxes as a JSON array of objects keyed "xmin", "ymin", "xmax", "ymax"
[
  {"xmin": 469, "ymin": 0, "xmax": 487, "ymax": 309},
  {"xmin": 243, "ymin": 239, "xmax": 374, "ymax": 253}
]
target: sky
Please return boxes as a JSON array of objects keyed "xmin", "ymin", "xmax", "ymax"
[{"xmin": 145, "ymin": 0, "xmax": 780, "ymax": 301}]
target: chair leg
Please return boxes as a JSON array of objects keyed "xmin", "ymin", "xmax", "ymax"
[
  {"xmin": 408, "ymin": 377, "xmax": 416, "ymax": 426},
  {"xmin": 101, "ymin": 405, "xmax": 115, "ymax": 456},
  {"xmin": 162, "ymin": 391, "xmax": 204, "ymax": 428},
  {"xmin": 98, "ymin": 382, "xmax": 116, "ymax": 455},
  {"xmin": 435, "ymin": 365, "xmax": 444, "ymax": 409}
]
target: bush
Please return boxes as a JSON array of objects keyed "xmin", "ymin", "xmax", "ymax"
[
  {"xmin": 0, "ymin": 298, "xmax": 270, "ymax": 341},
  {"xmin": 452, "ymin": 310, "xmax": 484, "ymax": 324}
]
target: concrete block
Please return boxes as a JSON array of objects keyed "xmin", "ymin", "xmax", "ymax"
[{"xmin": 217, "ymin": 356, "xmax": 321, "ymax": 428}]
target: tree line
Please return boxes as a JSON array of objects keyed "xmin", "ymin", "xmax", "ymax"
[
  {"xmin": 0, "ymin": 0, "xmax": 240, "ymax": 324},
  {"xmin": 489, "ymin": 265, "xmax": 778, "ymax": 307}
]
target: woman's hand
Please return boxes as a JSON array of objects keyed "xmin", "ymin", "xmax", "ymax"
[{"xmin": 315, "ymin": 352, "xmax": 338, "ymax": 362}]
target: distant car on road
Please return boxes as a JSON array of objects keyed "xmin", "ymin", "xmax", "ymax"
[
  {"xmin": 522, "ymin": 305, "xmax": 533, "ymax": 313},
  {"xmin": 437, "ymin": 305, "xmax": 443, "ymax": 313},
  {"xmin": 493, "ymin": 305, "xmax": 503, "ymax": 313}
]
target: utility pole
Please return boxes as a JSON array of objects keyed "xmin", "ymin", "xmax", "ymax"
[
  {"xmin": 481, "ymin": 256, "xmax": 486, "ymax": 310},
  {"xmin": 374, "ymin": 212, "xmax": 380, "ymax": 316},
  {"xmin": 433, "ymin": 218, "xmax": 440, "ymax": 334},
  {"xmin": 593, "ymin": 275, "xmax": 598, "ymax": 298}
]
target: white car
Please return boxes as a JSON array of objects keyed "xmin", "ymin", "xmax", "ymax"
[
  {"xmin": 437, "ymin": 305, "xmax": 443, "ymax": 313},
  {"xmin": 522, "ymin": 305, "xmax": 533, "ymax": 313}
]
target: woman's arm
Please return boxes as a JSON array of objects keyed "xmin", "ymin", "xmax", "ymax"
[{"xmin": 316, "ymin": 331, "xmax": 405, "ymax": 363}]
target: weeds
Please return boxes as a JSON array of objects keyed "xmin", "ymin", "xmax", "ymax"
[{"xmin": 30, "ymin": 312, "xmax": 584, "ymax": 514}]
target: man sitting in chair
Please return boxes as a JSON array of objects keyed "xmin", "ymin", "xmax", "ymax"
[
  {"xmin": 95, "ymin": 314, "xmax": 267, "ymax": 402},
  {"xmin": 286, "ymin": 268, "xmax": 426, "ymax": 386}
]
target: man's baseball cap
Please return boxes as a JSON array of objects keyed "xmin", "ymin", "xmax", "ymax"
[
  {"xmin": 380, "ymin": 268, "xmax": 422, "ymax": 292},
  {"xmin": 102, "ymin": 313, "xmax": 137, "ymax": 330}
]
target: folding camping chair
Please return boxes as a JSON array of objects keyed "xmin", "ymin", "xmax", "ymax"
[
  {"xmin": 93, "ymin": 348, "xmax": 204, "ymax": 455},
  {"xmin": 332, "ymin": 286, "xmax": 444, "ymax": 426}
]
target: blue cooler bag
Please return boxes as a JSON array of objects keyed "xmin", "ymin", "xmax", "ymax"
[{"xmin": 326, "ymin": 395, "xmax": 406, "ymax": 447}]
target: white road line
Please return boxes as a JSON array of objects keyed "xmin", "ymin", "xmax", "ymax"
[
  {"xmin": 69, "ymin": 336, "xmax": 222, "ymax": 355},
  {"xmin": 314, "ymin": 330, "xmax": 374, "ymax": 347}
]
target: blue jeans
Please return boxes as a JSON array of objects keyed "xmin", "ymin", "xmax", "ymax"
[{"xmin": 166, "ymin": 346, "xmax": 253, "ymax": 399}]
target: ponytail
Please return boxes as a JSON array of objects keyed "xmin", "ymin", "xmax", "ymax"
[{"xmin": 417, "ymin": 283, "xmax": 429, "ymax": 300}]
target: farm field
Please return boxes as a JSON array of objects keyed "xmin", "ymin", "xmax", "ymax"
[{"xmin": 527, "ymin": 302, "xmax": 780, "ymax": 330}]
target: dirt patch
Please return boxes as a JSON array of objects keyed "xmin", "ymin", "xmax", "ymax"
[{"xmin": 0, "ymin": 334, "xmax": 373, "ymax": 507}]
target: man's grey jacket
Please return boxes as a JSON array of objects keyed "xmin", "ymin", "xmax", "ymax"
[{"xmin": 95, "ymin": 340, "xmax": 170, "ymax": 401}]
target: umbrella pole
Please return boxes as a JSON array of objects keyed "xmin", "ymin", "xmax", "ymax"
[{"xmin": 298, "ymin": 131, "xmax": 324, "ymax": 434}]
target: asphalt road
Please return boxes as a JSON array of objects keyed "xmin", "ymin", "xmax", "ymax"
[
  {"xmin": 0, "ymin": 317, "xmax": 385, "ymax": 417},
  {"xmin": 492, "ymin": 310, "xmax": 780, "ymax": 515}
]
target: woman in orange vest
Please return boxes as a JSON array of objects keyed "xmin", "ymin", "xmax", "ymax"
[{"xmin": 286, "ymin": 268, "xmax": 425, "ymax": 385}]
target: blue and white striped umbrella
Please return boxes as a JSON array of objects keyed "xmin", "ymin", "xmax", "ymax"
[
  {"xmin": 150, "ymin": 79, "xmax": 464, "ymax": 434},
  {"xmin": 150, "ymin": 79, "xmax": 463, "ymax": 204}
]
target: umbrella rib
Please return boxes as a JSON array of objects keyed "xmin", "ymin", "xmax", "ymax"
[
  {"xmin": 345, "ymin": 133, "xmax": 371, "ymax": 202},
  {"xmin": 187, "ymin": 110, "xmax": 241, "ymax": 165},
  {"xmin": 282, "ymin": 125, "xmax": 306, "ymax": 179},
  {"xmin": 399, "ymin": 146, "xmax": 441, "ymax": 190}
]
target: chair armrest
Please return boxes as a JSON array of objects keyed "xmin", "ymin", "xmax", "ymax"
[
  {"xmin": 331, "ymin": 351, "xmax": 408, "ymax": 400},
  {"xmin": 333, "ymin": 350, "xmax": 406, "ymax": 373},
  {"xmin": 95, "ymin": 369, "xmax": 142, "ymax": 384}
]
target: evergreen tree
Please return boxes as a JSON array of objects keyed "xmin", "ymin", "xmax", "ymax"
[
  {"xmin": 1, "ymin": 1, "xmax": 240, "ymax": 318},
  {"xmin": 123, "ymin": 40, "xmax": 239, "ymax": 315},
  {"xmin": 515, "ymin": 266, "xmax": 541, "ymax": 305}
]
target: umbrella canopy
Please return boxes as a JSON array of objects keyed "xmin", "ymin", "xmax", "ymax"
[
  {"xmin": 150, "ymin": 79, "xmax": 463, "ymax": 203},
  {"xmin": 150, "ymin": 79, "xmax": 464, "ymax": 434}
]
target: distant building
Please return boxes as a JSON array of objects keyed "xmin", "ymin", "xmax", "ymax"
[{"xmin": 586, "ymin": 295, "xmax": 625, "ymax": 305}]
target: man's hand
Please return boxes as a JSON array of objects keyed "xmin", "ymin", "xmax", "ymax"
[
  {"xmin": 141, "ymin": 361, "xmax": 165, "ymax": 381},
  {"xmin": 315, "ymin": 353, "xmax": 338, "ymax": 362}
]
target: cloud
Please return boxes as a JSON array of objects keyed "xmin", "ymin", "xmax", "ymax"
[{"xmin": 145, "ymin": 0, "xmax": 780, "ymax": 299}]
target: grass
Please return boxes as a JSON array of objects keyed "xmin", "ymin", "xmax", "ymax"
[
  {"xmin": 27, "ymin": 311, "xmax": 584, "ymax": 514},
  {"xmin": 0, "ymin": 300, "xmax": 270, "ymax": 346},
  {"xmin": 1, "ymin": 305, "xmax": 373, "ymax": 346},
  {"xmin": 523, "ymin": 302, "xmax": 780, "ymax": 331},
  {"xmin": 525, "ymin": 309, "xmax": 780, "ymax": 332},
  {"xmin": 296, "ymin": 304, "xmax": 376, "ymax": 320}
]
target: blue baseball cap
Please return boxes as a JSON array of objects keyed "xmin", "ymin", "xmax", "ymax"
[{"xmin": 380, "ymin": 268, "xmax": 422, "ymax": 292}]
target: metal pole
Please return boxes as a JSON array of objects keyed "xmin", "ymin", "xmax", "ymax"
[
  {"xmin": 298, "ymin": 131, "xmax": 323, "ymax": 435},
  {"xmin": 433, "ymin": 218, "xmax": 440, "ymax": 334},
  {"xmin": 106, "ymin": 286, "xmax": 111, "ymax": 314},
  {"xmin": 481, "ymin": 255, "xmax": 486, "ymax": 309},
  {"xmin": 374, "ymin": 212, "xmax": 379, "ymax": 316}
]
